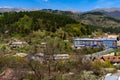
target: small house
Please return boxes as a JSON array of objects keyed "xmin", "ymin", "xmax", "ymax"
[
  {"xmin": 9, "ymin": 41, "xmax": 28, "ymax": 48},
  {"xmin": 54, "ymin": 54, "xmax": 69, "ymax": 60},
  {"xmin": 101, "ymin": 56, "xmax": 120, "ymax": 64},
  {"xmin": 32, "ymin": 53, "xmax": 69, "ymax": 62}
]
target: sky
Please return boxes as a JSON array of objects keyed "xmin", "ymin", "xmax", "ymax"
[{"xmin": 0, "ymin": 0, "xmax": 120, "ymax": 11}]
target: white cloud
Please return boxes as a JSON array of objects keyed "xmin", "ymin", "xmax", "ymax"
[
  {"xmin": 0, "ymin": 6, "xmax": 13, "ymax": 8},
  {"xmin": 43, "ymin": 0, "xmax": 48, "ymax": 2}
]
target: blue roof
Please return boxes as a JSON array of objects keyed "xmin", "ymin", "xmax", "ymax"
[
  {"xmin": 104, "ymin": 75, "xmax": 119, "ymax": 80},
  {"xmin": 74, "ymin": 38, "xmax": 117, "ymax": 41}
]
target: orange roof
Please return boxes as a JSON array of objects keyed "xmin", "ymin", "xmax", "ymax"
[
  {"xmin": 101, "ymin": 56, "xmax": 120, "ymax": 63},
  {"xmin": 94, "ymin": 59, "xmax": 105, "ymax": 62}
]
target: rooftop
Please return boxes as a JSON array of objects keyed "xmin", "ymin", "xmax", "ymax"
[
  {"xmin": 104, "ymin": 71, "xmax": 120, "ymax": 80},
  {"xmin": 74, "ymin": 38, "xmax": 117, "ymax": 41},
  {"xmin": 94, "ymin": 55, "xmax": 120, "ymax": 63}
]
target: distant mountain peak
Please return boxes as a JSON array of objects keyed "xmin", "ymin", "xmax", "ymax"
[
  {"xmin": 0, "ymin": 7, "xmax": 40, "ymax": 13},
  {"xmin": 91, "ymin": 8, "xmax": 120, "ymax": 19},
  {"xmin": 92, "ymin": 8, "xmax": 120, "ymax": 12}
]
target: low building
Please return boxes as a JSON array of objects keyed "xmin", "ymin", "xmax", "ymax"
[
  {"xmin": 93, "ymin": 55, "xmax": 120, "ymax": 65},
  {"xmin": 32, "ymin": 53, "xmax": 44, "ymax": 62},
  {"xmin": 94, "ymin": 34, "xmax": 118, "ymax": 39},
  {"xmin": 32, "ymin": 53, "xmax": 69, "ymax": 62},
  {"xmin": 8, "ymin": 41, "xmax": 28, "ymax": 48},
  {"xmin": 13, "ymin": 53, "xmax": 28, "ymax": 57},
  {"xmin": 101, "ymin": 56, "xmax": 120, "ymax": 64},
  {"xmin": 73, "ymin": 38, "xmax": 117, "ymax": 49},
  {"xmin": 54, "ymin": 54, "xmax": 69, "ymax": 60},
  {"xmin": 108, "ymin": 34, "xmax": 118, "ymax": 39}
]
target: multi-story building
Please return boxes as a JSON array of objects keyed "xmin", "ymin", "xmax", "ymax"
[{"xmin": 73, "ymin": 38, "xmax": 117, "ymax": 49}]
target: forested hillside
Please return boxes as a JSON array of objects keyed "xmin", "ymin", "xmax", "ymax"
[
  {"xmin": 79, "ymin": 12, "xmax": 120, "ymax": 28},
  {"xmin": 0, "ymin": 11, "xmax": 92, "ymax": 38},
  {"xmin": 0, "ymin": 10, "xmax": 120, "ymax": 38},
  {"xmin": 0, "ymin": 11, "xmax": 77, "ymax": 34},
  {"xmin": 37, "ymin": 10, "xmax": 120, "ymax": 34}
]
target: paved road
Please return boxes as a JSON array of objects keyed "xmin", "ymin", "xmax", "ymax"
[{"xmin": 86, "ymin": 48, "xmax": 114, "ymax": 59}]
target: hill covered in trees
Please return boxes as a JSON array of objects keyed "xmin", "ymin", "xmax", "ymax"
[
  {"xmin": 79, "ymin": 12, "xmax": 120, "ymax": 28},
  {"xmin": 35, "ymin": 9, "xmax": 120, "ymax": 34},
  {"xmin": 0, "ymin": 10, "xmax": 120, "ymax": 38},
  {"xmin": 0, "ymin": 11, "xmax": 77, "ymax": 34},
  {"xmin": 0, "ymin": 11, "xmax": 92, "ymax": 38}
]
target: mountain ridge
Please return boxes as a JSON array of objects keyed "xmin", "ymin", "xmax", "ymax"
[
  {"xmin": 91, "ymin": 8, "xmax": 120, "ymax": 19},
  {"xmin": 0, "ymin": 7, "xmax": 120, "ymax": 28},
  {"xmin": 0, "ymin": 7, "xmax": 39, "ymax": 13}
]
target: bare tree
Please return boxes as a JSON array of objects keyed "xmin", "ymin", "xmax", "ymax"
[{"xmin": 28, "ymin": 60, "xmax": 44, "ymax": 80}]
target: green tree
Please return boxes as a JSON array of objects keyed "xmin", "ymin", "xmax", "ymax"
[
  {"xmin": 0, "ymin": 44, "xmax": 8, "ymax": 54},
  {"xmin": 65, "ymin": 24, "xmax": 91, "ymax": 37},
  {"xmin": 16, "ymin": 15, "xmax": 33, "ymax": 34}
]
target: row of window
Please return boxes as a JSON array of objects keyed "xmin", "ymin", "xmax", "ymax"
[{"xmin": 74, "ymin": 40, "xmax": 117, "ymax": 48}]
